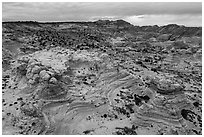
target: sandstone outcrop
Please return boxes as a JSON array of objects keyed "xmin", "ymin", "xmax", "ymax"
[{"xmin": 2, "ymin": 21, "xmax": 202, "ymax": 135}]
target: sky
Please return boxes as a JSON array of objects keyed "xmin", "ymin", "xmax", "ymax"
[{"xmin": 2, "ymin": 2, "xmax": 202, "ymax": 26}]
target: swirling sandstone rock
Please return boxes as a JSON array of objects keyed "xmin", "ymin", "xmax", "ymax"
[
  {"xmin": 149, "ymin": 77, "xmax": 184, "ymax": 95},
  {"xmin": 2, "ymin": 22, "xmax": 202, "ymax": 135},
  {"xmin": 39, "ymin": 83, "xmax": 67, "ymax": 100}
]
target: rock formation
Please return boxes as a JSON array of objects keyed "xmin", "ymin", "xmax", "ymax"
[{"xmin": 2, "ymin": 20, "xmax": 202, "ymax": 135}]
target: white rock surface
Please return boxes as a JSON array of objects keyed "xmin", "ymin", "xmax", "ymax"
[
  {"xmin": 31, "ymin": 65, "xmax": 41, "ymax": 74},
  {"xmin": 39, "ymin": 70, "xmax": 50, "ymax": 81},
  {"xmin": 49, "ymin": 77, "xmax": 58, "ymax": 84}
]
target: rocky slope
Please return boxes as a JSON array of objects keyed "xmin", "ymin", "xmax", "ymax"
[{"xmin": 2, "ymin": 20, "xmax": 202, "ymax": 135}]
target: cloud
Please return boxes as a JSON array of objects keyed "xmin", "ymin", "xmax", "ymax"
[
  {"xmin": 124, "ymin": 14, "xmax": 202, "ymax": 27},
  {"xmin": 2, "ymin": 2, "xmax": 202, "ymax": 26}
]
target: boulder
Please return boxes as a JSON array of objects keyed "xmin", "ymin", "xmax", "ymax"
[
  {"xmin": 31, "ymin": 65, "xmax": 41, "ymax": 74},
  {"xmin": 49, "ymin": 77, "xmax": 58, "ymax": 84},
  {"xmin": 39, "ymin": 70, "xmax": 50, "ymax": 81}
]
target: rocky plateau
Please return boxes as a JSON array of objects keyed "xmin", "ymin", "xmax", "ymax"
[{"xmin": 2, "ymin": 20, "xmax": 202, "ymax": 135}]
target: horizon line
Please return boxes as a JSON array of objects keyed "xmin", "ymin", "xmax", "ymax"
[{"xmin": 2, "ymin": 20, "xmax": 202, "ymax": 28}]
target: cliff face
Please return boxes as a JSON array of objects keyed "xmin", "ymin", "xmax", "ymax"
[{"xmin": 2, "ymin": 20, "xmax": 202, "ymax": 135}]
